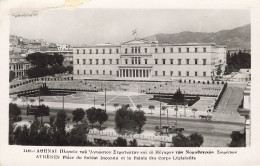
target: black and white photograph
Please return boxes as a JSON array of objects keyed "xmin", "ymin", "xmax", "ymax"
[{"xmin": 7, "ymin": 7, "xmax": 252, "ymax": 148}]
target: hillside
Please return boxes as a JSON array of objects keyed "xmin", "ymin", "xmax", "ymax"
[{"xmin": 143, "ymin": 24, "xmax": 250, "ymax": 49}]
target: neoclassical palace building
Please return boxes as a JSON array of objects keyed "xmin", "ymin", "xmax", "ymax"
[{"xmin": 73, "ymin": 38, "xmax": 226, "ymax": 81}]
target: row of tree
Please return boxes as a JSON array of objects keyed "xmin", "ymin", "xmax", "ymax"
[
  {"xmin": 115, "ymin": 104, "xmax": 146, "ymax": 133},
  {"xmin": 25, "ymin": 52, "xmax": 71, "ymax": 78},
  {"xmin": 225, "ymin": 50, "xmax": 251, "ymax": 75}
]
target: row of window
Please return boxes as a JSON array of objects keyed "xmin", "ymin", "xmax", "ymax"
[
  {"xmin": 155, "ymin": 71, "xmax": 207, "ymax": 77},
  {"xmin": 76, "ymin": 70, "xmax": 207, "ymax": 77},
  {"xmin": 76, "ymin": 47, "xmax": 207, "ymax": 54},
  {"xmin": 75, "ymin": 58, "xmax": 207, "ymax": 65}
]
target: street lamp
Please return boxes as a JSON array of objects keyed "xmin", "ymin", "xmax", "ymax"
[{"xmin": 174, "ymin": 105, "xmax": 178, "ymax": 125}]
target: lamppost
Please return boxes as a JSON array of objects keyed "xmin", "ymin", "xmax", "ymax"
[
  {"xmin": 174, "ymin": 105, "xmax": 178, "ymax": 125},
  {"xmin": 93, "ymin": 97, "xmax": 96, "ymax": 108}
]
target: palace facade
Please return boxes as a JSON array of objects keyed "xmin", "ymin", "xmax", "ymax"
[{"xmin": 73, "ymin": 38, "xmax": 226, "ymax": 81}]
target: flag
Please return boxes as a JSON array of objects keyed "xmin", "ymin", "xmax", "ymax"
[{"xmin": 132, "ymin": 29, "xmax": 137, "ymax": 35}]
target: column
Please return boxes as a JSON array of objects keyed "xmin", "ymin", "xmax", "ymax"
[{"xmin": 120, "ymin": 69, "xmax": 122, "ymax": 77}]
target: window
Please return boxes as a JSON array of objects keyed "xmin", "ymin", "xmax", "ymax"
[
  {"xmin": 103, "ymin": 70, "xmax": 105, "ymax": 75},
  {"xmin": 96, "ymin": 59, "xmax": 99, "ymax": 65},
  {"xmin": 84, "ymin": 70, "xmax": 86, "ymax": 74},
  {"xmin": 77, "ymin": 70, "xmax": 79, "ymax": 74},
  {"xmin": 132, "ymin": 57, "xmax": 134, "ymax": 64},
  {"xmin": 116, "ymin": 59, "xmax": 119, "ymax": 64},
  {"xmin": 125, "ymin": 48, "xmax": 127, "ymax": 54},
  {"xmin": 135, "ymin": 47, "xmax": 137, "ymax": 53},
  {"xmin": 203, "ymin": 72, "xmax": 206, "ymax": 76},
  {"xmin": 109, "ymin": 49, "xmax": 112, "ymax": 54},
  {"xmin": 163, "ymin": 71, "xmax": 165, "ymax": 76},
  {"xmin": 102, "ymin": 59, "xmax": 105, "ymax": 65},
  {"xmin": 186, "ymin": 59, "xmax": 190, "ymax": 65},
  {"xmin": 145, "ymin": 48, "xmax": 147, "ymax": 53},
  {"xmin": 125, "ymin": 59, "xmax": 128, "ymax": 64},
  {"xmin": 195, "ymin": 47, "xmax": 198, "ymax": 53},
  {"xmin": 135, "ymin": 57, "xmax": 137, "ymax": 64},
  {"xmin": 155, "ymin": 71, "xmax": 158, "ymax": 76},
  {"xmin": 194, "ymin": 59, "xmax": 198, "ymax": 65},
  {"xmin": 203, "ymin": 47, "xmax": 206, "ymax": 52},
  {"xmin": 171, "ymin": 48, "xmax": 173, "ymax": 53},
  {"xmin": 83, "ymin": 49, "xmax": 85, "ymax": 54},
  {"xmin": 109, "ymin": 59, "xmax": 112, "ymax": 64},
  {"xmin": 186, "ymin": 71, "xmax": 189, "ymax": 76},
  {"xmin": 178, "ymin": 59, "xmax": 181, "ymax": 65},
  {"xmin": 96, "ymin": 49, "xmax": 98, "ymax": 54},
  {"xmin": 90, "ymin": 70, "xmax": 92, "ymax": 74},
  {"xmin": 76, "ymin": 59, "xmax": 79, "ymax": 64},
  {"xmin": 171, "ymin": 71, "xmax": 173, "ymax": 76},
  {"xmin": 131, "ymin": 47, "xmax": 134, "ymax": 53},
  {"xmin": 83, "ymin": 59, "xmax": 86, "ymax": 65},
  {"xmin": 178, "ymin": 48, "xmax": 181, "ymax": 53},
  {"xmin": 144, "ymin": 59, "xmax": 148, "ymax": 64},
  {"xmin": 155, "ymin": 48, "xmax": 158, "ymax": 53},
  {"xmin": 163, "ymin": 48, "xmax": 165, "ymax": 53},
  {"xmin": 103, "ymin": 49, "xmax": 105, "ymax": 54},
  {"xmin": 110, "ymin": 70, "xmax": 112, "ymax": 75},
  {"xmin": 138, "ymin": 57, "xmax": 141, "ymax": 64},
  {"xmin": 178, "ymin": 71, "xmax": 181, "ymax": 76},
  {"xmin": 187, "ymin": 48, "xmax": 189, "ymax": 53},
  {"xmin": 162, "ymin": 59, "xmax": 166, "ymax": 64},
  {"xmin": 170, "ymin": 59, "xmax": 173, "ymax": 64},
  {"xmin": 117, "ymin": 71, "xmax": 119, "ymax": 77},
  {"xmin": 155, "ymin": 59, "xmax": 158, "ymax": 64},
  {"xmin": 96, "ymin": 70, "xmax": 99, "ymax": 75},
  {"xmin": 89, "ymin": 59, "xmax": 92, "ymax": 65},
  {"xmin": 116, "ymin": 49, "xmax": 119, "ymax": 54},
  {"xmin": 195, "ymin": 71, "xmax": 197, "ymax": 76},
  {"xmin": 203, "ymin": 59, "xmax": 206, "ymax": 65},
  {"xmin": 77, "ymin": 49, "xmax": 79, "ymax": 54},
  {"xmin": 138, "ymin": 47, "xmax": 140, "ymax": 53}
]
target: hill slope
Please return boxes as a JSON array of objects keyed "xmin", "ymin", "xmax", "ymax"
[{"xmin": 143, "ymin": 24, "xmax": 250, "ymax": 49}]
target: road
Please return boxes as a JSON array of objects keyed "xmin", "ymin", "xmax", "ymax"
[{"xmin": 18, "ymin": 106, "xmax": 244, "ymax": 147}]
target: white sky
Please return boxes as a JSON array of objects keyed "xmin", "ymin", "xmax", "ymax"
[{"xmin": 10, "ymin": 9, "xmax": 250, "ymax": 46}]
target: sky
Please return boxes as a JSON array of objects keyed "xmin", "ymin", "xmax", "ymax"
[{"xmin": 10, "ymin": 9, "xmax": 250, "ymax": 46}]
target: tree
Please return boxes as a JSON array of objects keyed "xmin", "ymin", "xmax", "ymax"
[
  {"xmin": 133, "ymin": 110, "xmax": 146, "ymax": 133},
  {"xmin": 173, "ymin": 88, "xmax": 184, "ymax": 103},
  {"xmin": 114, "ymin": 106, "xmax": 129, "ymax": 132},
  {"xmin": 148, "ymin": 105, "xmax": 155, "ymax": 114},
  {"xmin": 162, "ymin": 106, "xmax": 167, "ymax": 115},
  {"xmin": 113, "ymin": 137, "xmax": 127, "ymax": 147},
  {"xmin": 129, "ymin": 139, "xmax": 138, "ymax": 147},
  {"xmin": 86, "ymin": 107, "xmax": 98, "ymax": 128},
  {"xmin": 30, "ymin": 98, "xmax": 36, "ymax": 105},
  {"xmin": 229, "ymin": 131, "xmax": 245, "ymax": 147},
  {"xmin": 113, "ymin": 103, "xmax": 119, "ymax": 111},
  {"xmin": 96, "ymin": 108, "xmax": 108, "ymax": 130},
  {"xmin": 37, "ymin": 104, "xmax": 50, "ymax": 124},
  {"xmin": 192, "ymin": 108, "xmax": 198, "ymax": 118},
  {"xmin": 216, "ymin": 65, "xmax": 222, "ymax": 77},
  {"xmin": 9, "ymin": 103, "xmax": 21, "ymax": 121},
  {"xmin": 172, "ymin": 133, "xmax": 204, "ymax": 147},
  {"xmin": 172, "ymin": 133, "xmax": 191, "ymax": 147},
  {"xmin": 136, "ymin": 104, "xmax": 142, "ymax": 111},
  {"xmin": 68, "ymin": 120, "xmax": 89, "ymax": 146},
  {"xmin": 72, "ymin": 108, "xmax": 85, "ymax": 125},
  {"xmin": 9, "ymin": 71, "xmax": 15, "ymax": 82},
  {"xmin": 55, "ymin": 110, "xmax": 67, "ymax": 134},
  {"xmin": 189, "ymin": 133, "xmax": 204, "ymax": 147}
]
